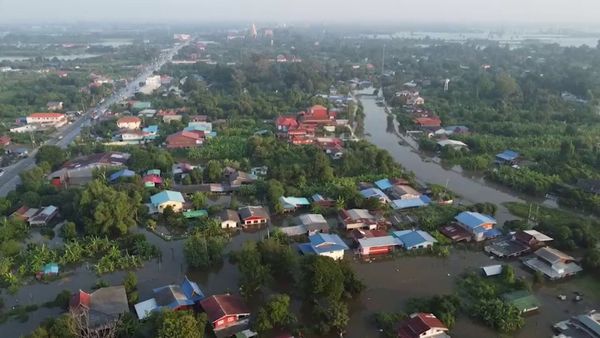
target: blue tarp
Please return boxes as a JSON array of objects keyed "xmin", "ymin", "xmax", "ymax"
[
  {"xmin": 374, "ymin": 178, "xmax": 393, "ymax": 190},
  {"xmin": 496, "ymin": 150, "xmax": 520, "ymax": 162},
  {"xmin": 43, "ymin": 263, "xmax": 59, "ymax": 274},
  {"xmin": 109, "ymin": 169, "xmax": 135, "ymax": 182}
]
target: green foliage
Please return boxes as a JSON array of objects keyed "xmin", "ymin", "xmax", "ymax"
[
  {"xmin": 373, "ymin": 312, "xmax": 407, "ymax": 337},
  {"xmin": 254, "ymin": 294, "xmax": 296, "ymax": 333},
  {"xmin": 43, "ymin": 290, "xmax": 72, "ymax": 310},
  {"xmin": 156, "ymin": 310, "xmax": 206, "ymax": 338},
  {"xmin": 238, "ymin": 241, "xmax": 271, "ymax": 298},
  {"xmin": 35, "ymin": 146, "xmax": 67, "ymax": 170},
  {"xmin": 471, "ymin": 299, "xmax": 524, "ymax": 333},
  {"xmin": 190, "ymin": 192, "xmax": 207, "ymax": 209},
  {"xmin": 61, "ymin": 222, "xmax": 77, "ymax": 241},
  {"xmin": 184, "ymin": 226, "xmax": 228, "ymax": 268},
  {"xmin": 78, "ymin": 180, "xmax": 141, "ymax": 236},
  {"xmin": 406, "ymin": 295, "xmax": 461, "ymax": 328}
]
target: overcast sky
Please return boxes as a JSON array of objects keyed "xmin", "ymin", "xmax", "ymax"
[{"xmin": 1, "ymin": 0, "xmax": 599, "ymax": 26}]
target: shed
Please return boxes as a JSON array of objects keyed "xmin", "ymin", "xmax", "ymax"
[
  {"xmin": 184, "ymin": 210, "xmax": 208, "ymax": 219},
  {"xmin": 481, "ymin": 264, "xmax": 503, "ymax": 277},
  {"xmin": 43, "ymin": 263, "xmax": 59, "ymax": 275},
  {"xmin": 502, "ymin": 290, "xmax": 540, "ymax": 314}
]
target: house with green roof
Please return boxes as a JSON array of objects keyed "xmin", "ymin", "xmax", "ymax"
[{"xmin": 502, "ymin": 290, "xmax": 540, "ymax": 314}]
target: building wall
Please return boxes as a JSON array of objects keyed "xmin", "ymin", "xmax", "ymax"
[
  {"xmin": 213, "ymin": 314, "xmax": 246, "ymax": 330},
  {"xmin": 157, "ymin": 201, "xmax": 183, "ymax": 213},
  {"xmin": 117, "ymin": 121, "xmax": 141, "ymax": 130},
  {"xmin": 360, "ymin": 245, "xmax": 392, "ymax": 256},
  {"xmin": 242, "ymin": 218, "xmax": 267, "ymax": 226},
  {"xmin": 319, "ymin": 250, "xmax": 344, "ymax": 260},
  {"xmin": 220, "ymin": 220, "xmax": 238, "ymax": 228}
]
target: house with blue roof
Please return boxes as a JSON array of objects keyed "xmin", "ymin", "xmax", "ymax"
[
  {"xmin": 391, "ymin": 195, "xmax": 431, "ymax": 210},
  {"xmin": 134, "ymin": 276, "xmax": 204, "ymax": 320},
  {"xmin": 374, "ymin": 178, "xmax": 393, "ymax": 191},
  {"xmin": 150, "ymin": 190, "xmax": 185, "ymax": 214},
  {"xmin": 109, "ymin": 169, "xmax": 136, "ymax": 182},
  {"xmin": 455, "ymin": 211, "xmax": 500, "ymax": 241},
  {"xmin": 298, "ymin": 233, "xmax": 349, "ymax": 260},
  {"xmin": 495, "ymin": 150, "xmax": 520, "ymax": 165},
  {"xmin": 142, "ymin": 125, "xmax": 159, "ymax": 140},
  {"xmin": 279, "ymin": 196, "xmax": 311, "ymax": 211},
  {"xmin": 360, "ymin": 188, "xmax": 391, "ymax": 204},
  {"xmin": 393, "ymin": 230, "xmax": 437, "ymax": 250},
  {"xmin": 42, "ymin": 263, "xmax": 59, "ymax": 275}
]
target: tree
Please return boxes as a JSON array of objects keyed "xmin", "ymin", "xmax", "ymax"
[
  {"xmin": 472, "ymin": 299, "xmax": 524, "ymax": 333},
  {"xmin": 190, "ymin": 192, "xmax": 207, "ymax": 210},
  {"xmin": 156, "ymin": 311, "xmax": 206, "ymax": 338},
  {"xmin": 123, "ymin": 272, "xmax": 138, "ymax": 304},
  {"xmin": 61, "ymin": 222, "xmax": 77, "ymax": 241},
  {"xmin": 184, "ymin": 228, "xmax": 228, "ymax": 268},
  {"xmin": 254, "ymin": 294, "xmax": 296, "ymax": 333},
  {"xmin": 300, "ymin": 255, "xmax": 345, "ymax": 302},
  {"xmin": 35, "ymin": 145, "xmax": 67, "ymax": 170},
  {"xmin": 205, "ymin": 160, "xmax": 223, "ymax": 182},
  {"xmin": 78, "ymin": 180, "xmax": 139, "ymax": 236},
  {"xmin": 238, "ymin": 241, "xmax": 270, "ymax": 298}
]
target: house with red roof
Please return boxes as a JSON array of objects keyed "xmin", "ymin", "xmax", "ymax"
[
  {"xmin": 117, "ymin": 116, "xmax": 142, "ymax": 130},
  {"xmin": 397, "ymin": 313, "xmax": 450, "ymax": 338},
  {"xmin": 414, "ymin": 117, "xmax": 442, "ymax": 129},
  {"xmin": 70, "ymin": 286, "xmax": 129, "ymax": 331},
  {"xmin": 275, "ymin": 116, "xmax": 299, "ymax": 133},
  {"xmin": 299, "ymin": 105, "xmax": 336, "ymax": 124},
  {"xmin": 166, "ymin": 130, "xmax": 204, "ymax": 149},
  {"xmin": 200, "ymin": 294, "xmax": 251, "ymax": 333},
  {"xmin": 26, "ymin": 113, "xmax": 67, "ymax": 127}
]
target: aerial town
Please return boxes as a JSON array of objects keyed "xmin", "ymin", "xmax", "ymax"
[{"xmin": 0, "ymin": 6, "xmax": 600, "ymax": 338}]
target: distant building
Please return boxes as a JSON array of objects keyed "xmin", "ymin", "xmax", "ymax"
[
  {"xmin": 495, "ymin": 150, "xmax": 520, "ymax": 165},
  {"xmin": 218, "ymin": 210, "xmax": 241, "ymax": 229},
  {"xmin": 49, "ymin": 152, "xmax": 130, "ymax": 187},
  {"xmin": 393, "ymin": 230, "xmax": 437, "ymax": 250},
  {"xmin": 166, "ymin": 131, "xmax": 204, "ymax": 149},
  {"xmin": 134, "ymin": 276, "xmax": 204, "ymax": 320},
  {"xmin": 26, "ymin": 112, "xmax": 67, "ymax": 127},
  {"xmin": 340, "ymin": 209, "xmax": 377, "ymax": 230},
  {"xmin": 46, "ymin": 101, "xmax": 64, "ymax": 111},
  {"xmin": 117, "ymin": 116, "xmax": 142, "ymax": 130},
  {"xmin": 502, "ymin": 290, "xmax": 540, "ymax": 314},
  {"xmin": 454, "ymin": 211, "xmax": 500, "ymax": 242},
  {"xmin": 553, "ymin": 310, "xmax": 600, "ymax": 338}
]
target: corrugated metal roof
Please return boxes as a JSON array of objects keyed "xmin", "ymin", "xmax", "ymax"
[
  {"xmin": 358, "ymin": 236, "xmax": 402, "ymax": 248},
  {"xmin": 151, "ymin": 190, "xmax": 185, "ymax": 205},
  {"xmin": 393, "ymin": 230, "xmax": 437, "ymax": 249},
  {"xmin": 455, "ymin": 211, "xmax": 496, "ymax": 230}
]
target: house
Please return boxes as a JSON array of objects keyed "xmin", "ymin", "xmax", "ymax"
[
  {"xmin": 439, "ymin": 224, "xmax": 472, "ymax": 242},
  {"xmin": 130, "ymin": 101, "xmax": 152, "ymax": 111},
  {"xmin": 150, "ymin": 190, "xmax": 185, "ymax": 214},
  {"xmin": 514, "ymin": 230, "xmax": 553, "ymax": 249},
  {"xmin": 391, "ymin": 196, "xmax": 431, "ymax": 210},
  {"xmin": 47, "ymin": 101, "xmax": 64, "ymax": 111},
  {"xmin": 117, "ymin": 116, "xmax": 142, "ymax": 130},
  {"xmin": 340, "ymin": 209, "xmax": 377, "ymax": 230},
  {"xmin": 481, "ymin": 264, "xmax": 503, "ymax": 277},
  {"xmin": 200, "ymin": 294, "xmax": 251, "ymax": 333},
  {"xmin": 49, "ymin": 152, "xmax": 130, "ymax": 187},
  {"xmin": 143, "ymin": 174, "xmax": 163, "ymax": 188},
  {"xmin": 374, "ymin": 178, "xmax": 393, "ymax": 191},
  {"xmin": 275, "ymin": 116, "xmax": 299, "ymax": 132},
  {"xmin": 553, "ymin": 311, "xmax": 600, "ymax": 338},
  {"xmin": 454, "ymin": 211, "xmax": 500, "ymax": 242},
  {"xmin": 495, "ymin": 150, "xmax": 520, "ymax": 165},
  {"xmin": 186, "ymin": 121, "xmax": 212, "ymax": 133},
  {"xmin": 225, "ymin": 169, "xmax": 257, "ymax": 188},
  {"xmin": 249, "ymin": 166, "xmax": 268, "ymax": 177},
  {"xmin": 26, "ymin": 112, "xmax": 67, "ymax": 127},
  {"xmin": 28, "ymin": 205, "xmax": 59, "ymax": 226},
  {"xmin": 166, "ymin": 130, "xmax": 204, "ymax": 149},
  {"xmin": 70, "ymin": 286, "xmax": 129, "ymax": 330},
  {"xmin": 298, "ymin": 233, "xmax": 349, "ymax": 260},
  {"xmin": 397, "ymin": 312, "xmax": 451, "ymax": 338},
  {"xmin": 183, "ymin": 210, "xmax": 208, "ymax": 219},
  {"xmin": 109, "ymin": 169, "xmax": 136, "ymax": 182},
  {"xmin": 299, "ymin": 105, "xmax": 336, "ymax": 124},
  {"xmin": 393, "ymin": 230, "xmax": 437, "ymax": 250},
  {"xmin": 311, "ymin": 194, "xmax": 335, "ymax": 208},
  {"xmin": 238, "ymin": 206, "xmax": 269, "ymax": 227},
  {"xmin": 158, "ymin": 109, "xmax": 183, "ymax": 123},
  {"xmin": 357, "ymin": 236, "xmax": 403, "ymax": 256},
  {"xmin": 134, "ymin": 276, "xmax": 204, "ymax": 320},
  {"xmin": 11, "ymin": 206, "xmax": 39, "ymax": 222},
  {"xmin": 219, "ymin": 210, "xmax": 241, "ymax": 228},
  {"xmin": 360, "ymin": 188, "xmax": 391, "ymax": 205},
  {"xmin": 138, "ymin": 109, "xmax": 157, "ymax": 117},
  {"xmin": 298, "ymin": 213, "xmax": 329, "ymax": 234},
  {"xmin": 434, "ymin": 125, "xmax": 469, "ymax": 136},
  {"xmin": 120, "ymin": 130, "xmax": 146, "ymax": 142},
  {"xmin": 142, "ymin": 125, "xmax": 159, "ymax": 139},
  {"xmin": 486, "ymin": 229, "xmax": 553, "ymax": 258},
  {"xmin": 279, "ymin": 196, "xmax": 311, "ymax": 211},
  {"xmin": 523, "ymin": 247, "xmax": 583, "ymax": 280},
  {"xmin": 502, "ymin": 290, "xmax": 540, "ymax": 314},
  {"xmin": 389, "ymin": 184, "xmax": 421, "ymax": 200},
  {"xmin": 414, "ymin": 117, "xmax": 442, "ymax": 129}
]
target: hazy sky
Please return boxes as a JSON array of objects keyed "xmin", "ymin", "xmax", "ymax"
[{"xmin": 1, "ymin": 0, "xmax": 599, "ymax": 25}]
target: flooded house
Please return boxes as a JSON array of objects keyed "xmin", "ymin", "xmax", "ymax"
[
  {"xmin": 200, "ymin": 294, "xmax": 251, "ymax": 336},
  {"xmin": 454, "ymin": 211, "xmax": 500, "ymax": 242},
  {"xmin": 134, "ymin": 276, "xmax": 204, "ymax": 320},
  {"xmin": 392, "ymin": 230, "xmax": 438, "ymax": 250},
  {"xmin": 523, "ymin": 247, "xmax": 583, "ymax": 280},
  {"xmin": 397, "ymin": 312, "xmax": 450, "ymax": 338},
  {"xmin": 238, "ymin": 206, "xmax": 269, "ymax": 227},
  {"xmin": 149, "ymin": 190, "xmax": 185, "ymax": 214},
  {"xmin": 340, "ymin": 209, "xmax": 377, "ymax": 230},
  {"xmin": 298, "ymin": 233, "xmax": 349, "ymax": 260},
  {"xmin": 69, "ymin": 286, "xmax": 129, "ymax": 331}
]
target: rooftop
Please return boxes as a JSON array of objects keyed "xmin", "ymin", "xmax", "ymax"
[
  {"xmin": 455, "ymin": 211, "xmax": 497, "ymax": 230},
  {"xmin": 393, "ymin": 230, "xmax": 437, "ymax": 248},
  {"xmin": 200, "ymin": 294, "xmax": 250, "ymax": 322},
  {"xmin": 150, "ymin": 190, "xmax": 185, "ymax": 205}
]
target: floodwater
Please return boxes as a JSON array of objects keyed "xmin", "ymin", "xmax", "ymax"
[{"xmin": 359, "ymin": 93, "xmax": 537, "ymax": 225}]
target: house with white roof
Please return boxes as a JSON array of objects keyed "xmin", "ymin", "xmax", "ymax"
[
  {"xmin": 523, "ymin": 247, "xmax": 582, "ymax": 280},
  {"xmin": 298, "ymin": 233, "xmax": 349, "ymax": 260}
]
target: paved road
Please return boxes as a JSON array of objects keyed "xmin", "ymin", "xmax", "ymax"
[{"xmin": 0, "ymin": 41, "xmax": 188, "ymax": 197}]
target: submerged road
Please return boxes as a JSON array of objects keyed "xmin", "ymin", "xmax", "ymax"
[{"xmin": 0, "ymin": 41, "xmax": 188, "ymax": 197}]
